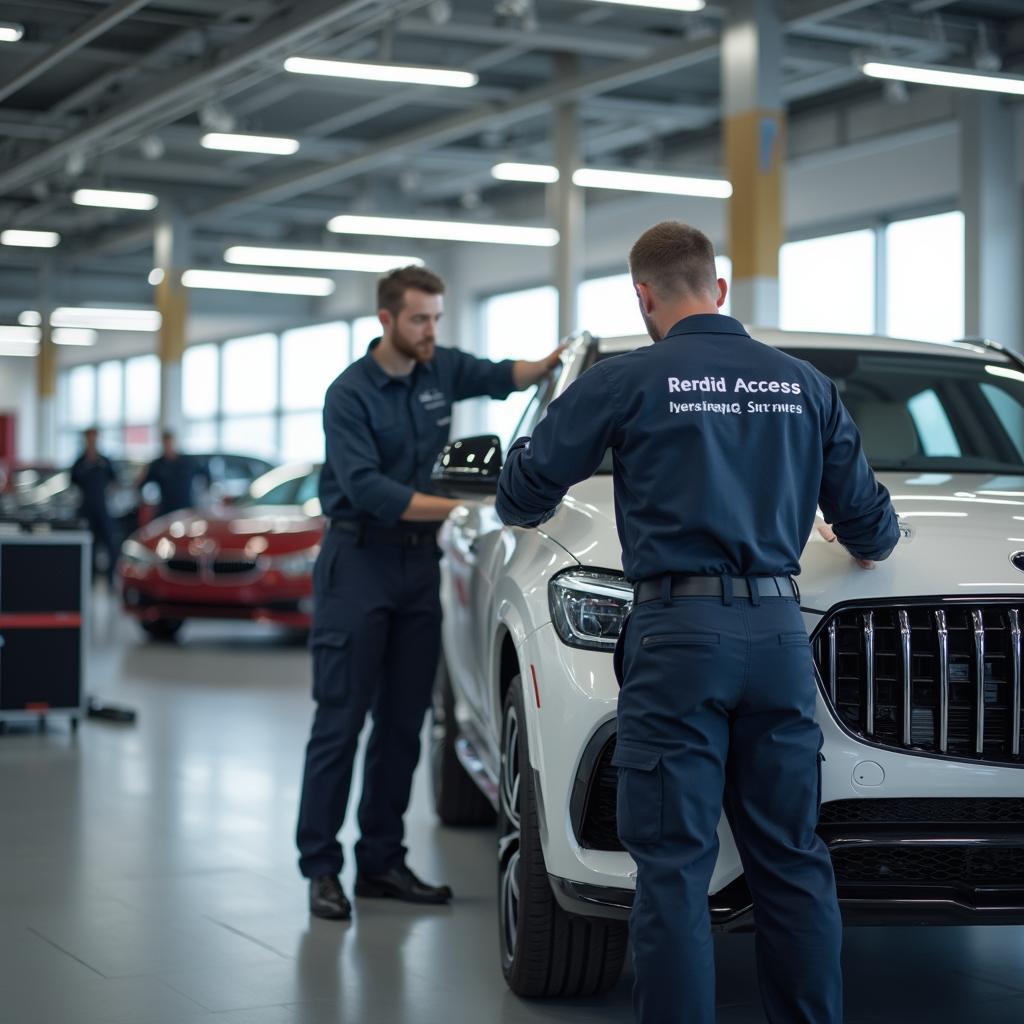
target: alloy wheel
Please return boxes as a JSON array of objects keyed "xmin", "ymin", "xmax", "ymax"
[{"xmin": 498, "ymin": 701, "xmax": 522, "ymax": 967}]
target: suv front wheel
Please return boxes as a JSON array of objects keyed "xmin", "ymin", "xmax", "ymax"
[{"xmin": 498, "ymin": 678, "xmax": 628, "ymax": 997}]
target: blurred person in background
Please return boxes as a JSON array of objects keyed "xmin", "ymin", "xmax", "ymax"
[
  {"xmin": 139, "ymin": 430, "xmax": 209, "ymax": 519},
  {"xmin": 70, "ymin": 427, "xmax": 118, "ymax": 586}
]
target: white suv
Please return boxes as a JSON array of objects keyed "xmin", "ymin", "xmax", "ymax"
[{"xmin": 431, "ymin": 328, "xmax": 1024, "ymax": 999}]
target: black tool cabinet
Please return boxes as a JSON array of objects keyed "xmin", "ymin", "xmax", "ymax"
[{"xmin": 0, "ymin": 527, "xmax": 90, "ymax": 731}]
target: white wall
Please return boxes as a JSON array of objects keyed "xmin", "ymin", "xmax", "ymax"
[{"xmin": 0, "ymin": 357, "xmax": 38, "ymax": 459}]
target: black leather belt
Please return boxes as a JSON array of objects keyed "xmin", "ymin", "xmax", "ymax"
[
  {"xmin": 329, "ymin": 519, "xmax": 437, "ymax": 547},
  {"xmin": 634, "ymin": 574, "xmax": 797, "ymax": 603}
]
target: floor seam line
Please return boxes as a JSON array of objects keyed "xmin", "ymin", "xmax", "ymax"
[
  {"xmin": 26, "ymin": 925, "xmax": 107, "ymax": 979},
  {"xmin": 203, "ymin": 916, "xmax": 291, "ymax": 959}
]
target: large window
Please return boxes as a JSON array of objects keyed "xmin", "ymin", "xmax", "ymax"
[
  {"xmin": 481, "ymin": 285, "xmax": 559, "ymax": 444},
  {"xmin": 886, "ymin": 211, "xmax": 964, "ymax": 343},
  {"xmin": 282, "ymin": 322, "xmax": 349, "ymax": 411},
  {"xmin": 780, "ymin": 229, "xmax": 876, "ymax": 335},
  {"xmin": 222, "ymin": 333, "xmax": 276, "ymax": 415},
  {"xmin": 351, "ymin": 316, "xmax": 381, "ymax": 358}
]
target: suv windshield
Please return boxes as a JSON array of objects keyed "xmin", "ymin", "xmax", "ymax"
[
  {"xmin": 527, "ymin": 345, "xmax": 1024, "ymax": 476},
  {"xmin": 782, "ymin": 348, "xmax": 1024, "ymax": 473}
]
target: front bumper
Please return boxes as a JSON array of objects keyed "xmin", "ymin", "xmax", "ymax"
[
  {"xmin": 523, "ymin": 624, "xmax": 1024, "ymax": 927},
  {"xmin": 119, "ymin": 568, "xmax": 312, "ymax": 627}
]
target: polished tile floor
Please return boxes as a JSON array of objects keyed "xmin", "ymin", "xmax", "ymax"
[{"xmin": 1, "ymin": 591, "xmax": 1023, "ymax": 1024}]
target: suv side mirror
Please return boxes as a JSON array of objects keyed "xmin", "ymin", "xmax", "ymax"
[{"xmin": 431, "ymin": 435, "xmax": 503, "ymax": 498}]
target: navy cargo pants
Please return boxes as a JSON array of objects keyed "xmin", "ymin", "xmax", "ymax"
[
  {"xmin": 613, "ymin": 583, "xmax": 842, "ymax": 1024},
  {"xmin": 296, "ymin": 527, "xmax": 441, "ymax": 878}
]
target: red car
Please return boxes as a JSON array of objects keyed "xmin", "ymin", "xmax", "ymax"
[{"xmin": 119, "ymin": 462, "xmax": 322, "ymax": 640}]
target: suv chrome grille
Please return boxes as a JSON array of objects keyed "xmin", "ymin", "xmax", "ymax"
[{"xmin": 813, "ymin": 603, "xmax": 1024, "ymax": 765}]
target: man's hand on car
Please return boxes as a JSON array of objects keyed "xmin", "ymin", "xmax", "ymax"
[{"xmin": 817, "ymin": 521, "xmax": 876, "ymax": 569}]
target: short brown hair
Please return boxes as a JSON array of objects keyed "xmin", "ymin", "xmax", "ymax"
[
  {"xmin": 377, "ymin": 265, "xmax": 445, "ymax": 316},
  {"xmin": 628, "ymin": 221, "xmax": 718, "ymax": 301}
]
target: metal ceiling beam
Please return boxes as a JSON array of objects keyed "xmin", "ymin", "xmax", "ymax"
[
  {"xmin": 0, "ymin": 0, "xmax": 155, "ymax": 106},
  {"xmin": 395, "ymin": 15, "xmax": 656, "ymax": 60},
  {"xmin": 197, "ymin": 35, "xmax": 723, "ymax": 219},
  {"xmin": 0, "ymin": 0, "xmax": 403, "ymax": 199}
]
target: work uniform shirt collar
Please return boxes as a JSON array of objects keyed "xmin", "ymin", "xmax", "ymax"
[
  {"xmin": 663, "ymin": 314, "xmax": 750, "ymax": 340},
  {"xmin": 363, "ymin": 337, "xmax": 437, "ymax": 389}
]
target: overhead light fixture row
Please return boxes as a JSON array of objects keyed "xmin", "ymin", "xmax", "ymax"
[
  {"xmin": 861, "ymin": 60, "xmax": 1024, "ymax": 97},
  {"xmin": 1, "ymin": 229, "xmax": 61, "ymax": 247},
  {"xmin": 53, "ymin": 328, "xmax": 97, "ymax": 346},
  {"xmin": 0, "ymin": 325, "xmax": 40, "ymax": 344},
  {"xmin": 224, "ymin": 246, "xmax": 423, "ymax": 272},
  {"xmin": 588, "ymin": 0, "xmax": 705, "ymax": 9},
  {"xmin": 490, "ymin": 162, "xmax": 732, "ymax": 199},
  {"xmin": 0, "ymin": 22, "xmax": 24, "ymax": 43},
  {"xmin": 18, "ymin": 309, "xmax": 160, "ymax": 331},
  {"xmin": 181, "ymin": 269, "xmax": 336, "ymax": 296},
  {"xmin": 201, "ymin": 133, "xmax": 300, "ymax": 155},
  {"xmin": 327, "ymin": 214, "xmax": 559, "ymax": 247},
  {"xmin": 72, "ymin": 188, "xmax": 159, "ymax": 210},
  {"xmin": 284, "ymin": 56, "xmax": 477, "ymax": 89}
]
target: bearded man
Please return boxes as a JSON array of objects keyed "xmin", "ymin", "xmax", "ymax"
[{"xmin": 297, "ymin": 265, "xmax": 562, "ymax": 919}]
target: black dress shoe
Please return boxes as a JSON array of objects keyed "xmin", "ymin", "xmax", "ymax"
[
  {"xmin": 355, "ymin": 864, "xmax": 453, "ymax": 904},
  {"xmin": 309, "ymin": 875, "xmax": 351, "ymax": 920}
]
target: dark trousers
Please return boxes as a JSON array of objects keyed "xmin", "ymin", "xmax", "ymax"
[
  {"xmin": 614, "ymin": 592, "xmax": 842, "ymax": 1024},
  {"xmin": 85, "ymin": 511, "xmax": 117, "ymax": 585},
  {"xmin": 296, "ymin": 529, "xmax": 442, "ymax": 878}
]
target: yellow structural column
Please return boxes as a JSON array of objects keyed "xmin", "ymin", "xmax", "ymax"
[
  {"xmin": 153, "ymin": 210, "xmax": 189, "ymax": 437},
  {"xmin": 722, "ymin": 0, "xmax": 784, "ymax": 327},
  {"xmin": 36, "ymin": 313, "xmax": 56, "ymax": 460}
]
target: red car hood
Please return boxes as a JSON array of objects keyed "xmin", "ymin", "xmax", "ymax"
[{"xmin": 136, "ymin": 504, "xmax": 323, "ymax": 556}]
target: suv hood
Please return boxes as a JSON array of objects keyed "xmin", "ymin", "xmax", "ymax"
[{"xmin": 544, "ymin": 472, "xmax": 1024, "ymax": 608}]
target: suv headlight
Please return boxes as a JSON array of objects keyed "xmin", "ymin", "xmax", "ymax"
[
  {"xmin": 266, "ymin": 546, "xmax": 319, "ymax": 578},
  {"xmin": 120, "ymin": 539, "xmax": 158, "ymax": 569},
  {"xmin": 549, "ymin": 569, "xmax": 633, "ymax": 651}
]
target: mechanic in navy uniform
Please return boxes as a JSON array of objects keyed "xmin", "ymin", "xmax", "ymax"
[
  {"xmin": 496, "ymin": 222, "xmax": 899, "ymax": 1024},
  {"xmin": 298, "ymin": 265, "xmax": 563, "ymax": 920},
  {"xmin": 139, "ymin": 430, "xmax": 208, "ymax": 518},
  {"xmin": 70, "ymin": 426, "xmax": 119, "ymax": 586}
]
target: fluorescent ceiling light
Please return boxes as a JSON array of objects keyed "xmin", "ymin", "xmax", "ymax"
[
  {"xmin": 53, "ymin": 328, "xmax": 97, "ymax": 346},
  {"xmin": 181, "ymin": 269, "xmax": 336, "ymax": 296},
  {"xmin": 587, "ymin": 0, "xmax": 705, "ymax": 10},
  {"xmin": 201, "ymin": 133, "xmax": 300, "ymax": 155},
  {"xmin": 861, "ymin": 61, "xmax": 1024, "ymax": 97},
  {"xmin": 72, "ymin": 188, "xmax": 159, "ymax": 210},
  {"xmin": 224, "ymin": 245, "xmax": 423, "ymax": 272},
  {"xmin": 0, "ymin": 22, "xmax": 24, "ymax": 43},
  {"xmin": 18, "ymin": 310, "xmax": 41, "ymax": 326},
  {"xmin": 327, "ymin": 214, "xmax": 559, "ymax": 247},
  {"xmin": 51, "ymin": 307, "xmax": 162, "ymax": 331},
  {"xmin": 491, "ymin": 162, "xmax": 560, "ymax": 184},
  {"xmin": 573, "ymin": 167, "xmax": 732, "ymax": 198},
  {"xmin": 284, "ymin": 56, "xmax": 477, "ymax": 89},
  {"xmin": 1, "ymin": 229, "xmax": 60, "ymax": 247},
  {"xmin": 0, "ymin": 325, "xmax": 40, "ymax": 344},
  {"xmin": 148, "ymin": 268, "xmax": 165, "ymax": 286}
]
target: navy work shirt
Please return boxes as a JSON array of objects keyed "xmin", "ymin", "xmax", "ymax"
[
  {"xmin": 496, "ymin": 314, "xmax": 899, "ymax": 581},
  {"xmin": 70, "ymin": 453, "xmax": 116, "ymax": 520},
  {"xmin": 320, "ymin": 340, "xmax": 517, "ymax": 525},
  {"xmin": 142, "ymin": 455, "xmax": 208, "ymax": 517}
]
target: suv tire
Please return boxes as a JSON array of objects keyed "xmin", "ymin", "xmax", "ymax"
[
  {"xmin": 499, "ymin": 678, "xmax": 628, "ymax": 997},
  {"xmin": 431, "ymin": 659, "xmax": 496, "ymax": 826}
]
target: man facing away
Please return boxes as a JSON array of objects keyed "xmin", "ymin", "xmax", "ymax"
[
  {"xmin": 296, "ymin": 265, "xmax": 563, "ymax": 921},
  {"xmin": 496, "ymin": 222, "xmax": 899, "ymax": 1023}
]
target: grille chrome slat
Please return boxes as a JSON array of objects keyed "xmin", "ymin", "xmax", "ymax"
[
  {"xmin": 863, "ymin": 611, "xmax": 875, "ymax": 736},
  {"xmin": 973, "ymin": 609, "xmax": 986, "ymax": 754},
  {"xmin": 935, "ymin": 609, "xmax": 950, "ymax": 754},
  {"xmin": 827, "ymin": 619, "xmax": 838, "ymax": 704},
  {"xmin": 1011, "ymin": 609, "xmax": 1022, "ymax": 758},
  {"xmin": 814, "ymin": 603, "xmax": 1024, "ymax": 767},
  {"xmin": 899, "ymin": 609, "xmax": 912, "ymax": 747}
]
